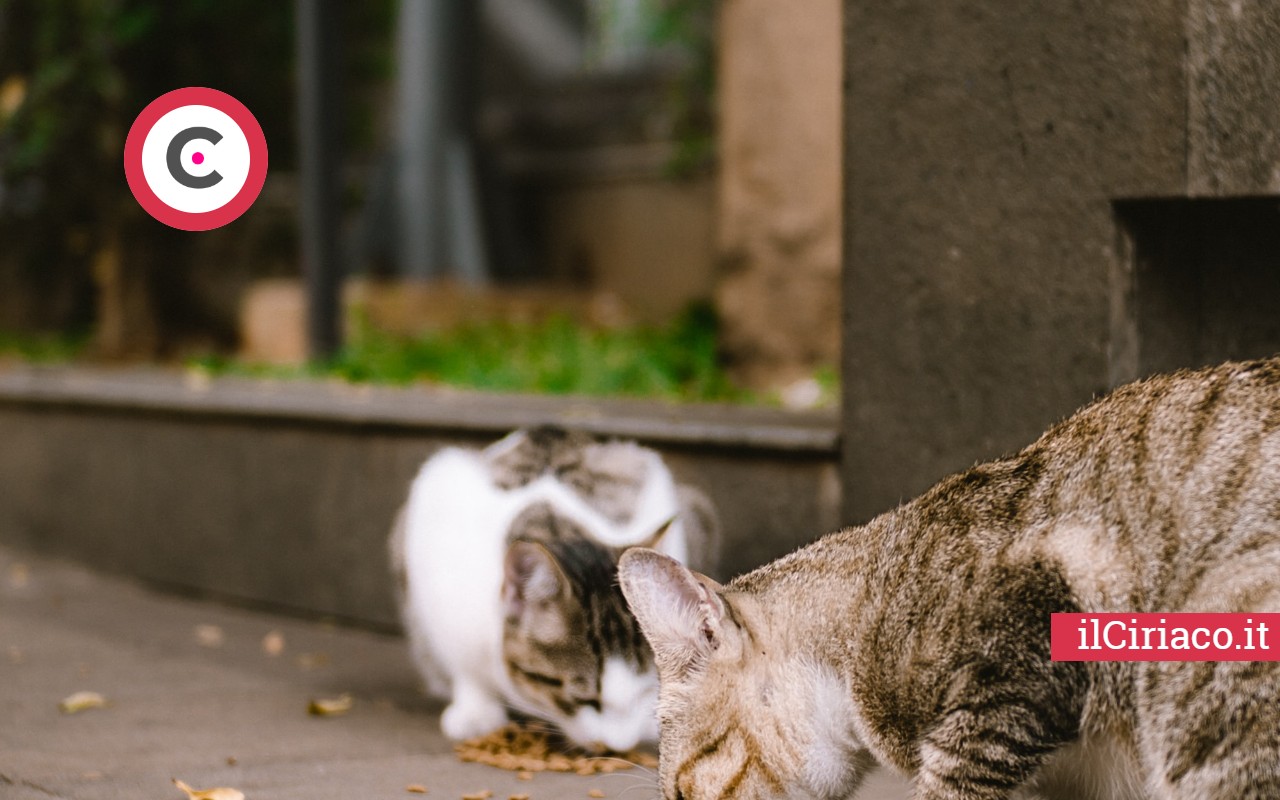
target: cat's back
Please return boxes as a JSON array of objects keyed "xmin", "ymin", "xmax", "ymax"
[
  {"xmin": 742, "ymin": 357, "xmax": 1280, "ymax": 608},
  {"xmin": 1004, "ymin": 356, "xmax": 1280, "ymax": 613},
  {"xmin": 485, "ymin": 426, "xmax": 691, "ymax": 552},
  {"xmin": 399, "ymin": 445, "xmax": 517, "ymax": 586},
  {"xmin": 1036, "ymin": 356, "xmax": 1279, "ymax": 473}
]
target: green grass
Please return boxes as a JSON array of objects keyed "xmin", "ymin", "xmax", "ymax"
[
  {"xmin": 0, "ymin": 331, "xmax": 89, "ymax": 362},
  {"xmin": 3, "ymin": 310, "xmax": 839, "ymax": 407},
  {"xmin": 198, "ymin": 304, "xmax": 762, "ymax": 404}
]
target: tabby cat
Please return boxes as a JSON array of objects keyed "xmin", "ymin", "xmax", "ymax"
[
  {"xmin": 391, "ymin": 425, "xmax": 719, "ymax": 752},
  {"xmin": 619, "ymin": 357, "xmax": 1280, "ymax": 799}
]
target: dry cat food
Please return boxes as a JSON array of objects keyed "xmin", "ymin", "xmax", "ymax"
[{"xmin": 455, "ymin": 724, "xmax": 658, "ymax": 775}]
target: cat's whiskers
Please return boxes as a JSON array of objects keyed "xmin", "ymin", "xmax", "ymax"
[{"xmin": 613, "ymin": 776, "xmax": 662, "ymax": 800}]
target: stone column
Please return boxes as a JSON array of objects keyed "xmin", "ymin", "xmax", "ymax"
[{"xmin": 715, "ymin": 0, "xmax": 842, "ymax": 394}]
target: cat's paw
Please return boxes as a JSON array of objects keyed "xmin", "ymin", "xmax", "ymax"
[{"xmin": 441, "ymin": 694, "xmax": 508, "ymax": 740}]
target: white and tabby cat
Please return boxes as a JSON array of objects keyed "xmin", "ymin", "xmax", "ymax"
[
  {"xmin": 620, "ymin": 357, "xmax": 1280, "ymax": 799},
  {"xmin": 391, "ymin": 425, "xmax": 719, "ymax": 752}
]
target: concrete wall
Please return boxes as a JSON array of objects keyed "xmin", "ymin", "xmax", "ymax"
[
  {"xmin": 841, "ymin": 0, "xmax": 1280, "ymax": 522},
  {"xmin": 0, "ymin": 367, "xmax": 838, "ymax": 627},
  {"xmin": 715, "ymin": 0, "xmax": 843, "ymax": 390}
]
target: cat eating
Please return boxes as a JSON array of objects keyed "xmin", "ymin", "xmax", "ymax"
[
  {"xmin": 391, "ymin": 425, "xmax": 718, "ymax": 753},
  {"xmin": 620, "ymin": 357, "xmax": 1280, "ymax": 799}
]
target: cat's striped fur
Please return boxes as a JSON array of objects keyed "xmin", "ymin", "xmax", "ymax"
[
  {"xmin": 501, "ymin": 502, "xmax": 653, "ymax": 721},
  {"xmin": 619, "ymin": 357, "xmax": 1280, "ymax": 799}
]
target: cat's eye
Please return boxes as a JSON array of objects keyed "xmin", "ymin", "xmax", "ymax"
[{"xmin": 516, "ymin": 668, "xmax": 563, "ymax": 688}]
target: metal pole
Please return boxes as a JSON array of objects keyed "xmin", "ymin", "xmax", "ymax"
[
  {"xmin": 394, "ymin": 0, "xmax": 488, "ymax": 283},
  {"xmin": 296, "ymin": 0, "xmax": 343, "ymax": 359},
  {"xmin": 394, "ymin": 0, "xmax": 447, "ymax": 280}
]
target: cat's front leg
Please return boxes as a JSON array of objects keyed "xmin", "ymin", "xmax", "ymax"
[
  {"xmin": 911, "ymin": 702, "xmax": 1065, "ymax": 800},
  {"xmin": 441, "ymin": 681, "xmax": 508, "ymax": 740}
]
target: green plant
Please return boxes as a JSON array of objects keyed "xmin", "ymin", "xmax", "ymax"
[
  {"xmin": 649, "ymin": 0, "xmax": 716, "ymax": 177},
  {"xmin": 194, "ymin": 304, "xmax": 760, "ymax": 404},
  {"xmin": 0, "ymin": 329, "xmax": 88, "ymax": 361},
  {"xmin": 332, "ymin": 303, "xmax": 749, "ymax": 402}
]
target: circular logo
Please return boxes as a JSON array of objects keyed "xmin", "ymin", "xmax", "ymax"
[{"xmin": 124, "ymin": 87, "xmax": 268, "ymax": 231}]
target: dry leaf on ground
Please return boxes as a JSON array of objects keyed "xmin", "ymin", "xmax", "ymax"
[
  {"xmin": 406, "ymin": 785, "xmax": 428, "ymax": 794},
  {"xmin": 172, "ymin": 778, "xmax": 245, "ymax": 800},
  {"xmin": 461, "ymin": 791, "xmax": 493, "ymax": 800},
  {"xmin": 9, "ymin": 562, "xmax": 29, "ymax": 588},
  {"xmin": 59, "ymin": 691, "xmax": 107, "ymax": 713},
  {"xmin": 261, "ymin": 630, "xmax": 285, "ymax": 656},
  {"xmin": 308, "ymin": 693, "xmax": 353, "ymax": 716},
  {"xmin": 195, "ymin": 625, "xmax": 225, "ymax": 648},
  {"xmin": 295, "ymin": 652, "xmax": 330, "ymax": 670}
]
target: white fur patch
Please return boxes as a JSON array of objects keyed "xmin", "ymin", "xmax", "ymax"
[
  {"xmin": 560, "ymin": 656, "xmax": 659, "ymax": 752},
  {"xmin": 800, "ymin": 665, "xmax": 865, "ymax": 798},
  {"xmin": 1019, "ymin": 522, "xmax": 1132, "ymax": 609}
]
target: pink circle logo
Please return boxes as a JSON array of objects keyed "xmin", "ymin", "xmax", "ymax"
[{"xmin": 124, "ymin": 87, "xmax": 268, "ymax": 231}]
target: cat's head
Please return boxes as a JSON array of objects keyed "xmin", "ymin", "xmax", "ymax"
[
  {"xmin": 501, "ymin": 510, "xmax": 660, "ymax": 752},
  {"xmin": 618, "ymin": 549, "xmax": 873, "ymax": 800}
]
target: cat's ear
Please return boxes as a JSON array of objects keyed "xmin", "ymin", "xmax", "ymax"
[
  {"xmin": 503, "ymin": 540, "xmax": 565, "ymax": 620},
  {"xmin": 617, "ymin": 548, "xmax": 729, "ymax": 679},
  {"xmin": 637, "ymin": 515, "xmax": 678, "ymax": 550}
]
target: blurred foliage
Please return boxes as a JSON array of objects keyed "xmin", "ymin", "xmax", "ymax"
[
  {"xmin": 0, "ymin": 329, "xmax": 88, "ymax": 361},
  {"xmin": 0, "ymin": 0, "xmax": 394, "ymax": 332},
  {"xmin": 195, "ymin": 303, "xmax": 757, "ymax": 404},
  {"xmin": 649, "ymin": 0, "xmax": 716, "ymax": 176}
]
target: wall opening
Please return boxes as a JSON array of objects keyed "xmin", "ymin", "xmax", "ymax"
[{"xmin": 1111, "ymin": 197, "xmax": 1280, "ymax": 385}]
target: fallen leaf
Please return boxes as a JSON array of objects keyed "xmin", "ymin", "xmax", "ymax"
[
  {"xmin": 195, "ymin": 625, "xmax": 224, "ymax": 648},
  {"xmin": 173, "ymin": 778, "xmax": 245, "ymax": 800},
  {"xmin": 295, "ymin": 652, "xmax": 330, "ymax": 670},
  {"xmin": 588, "ymin": 791, "xmax": 606, "ymax": 798},
  {"xmin": 59, "ymin": 691, "xmax": 107, "ymax": 713},
  {"xmin": 509, "ymin": 794, "xmax": 530, "ymax": 800},
  {"xmin": 9, "ymin": 562, "xmax": 30, "ymax": 588},
  {"xmin": 261, "ymin": 630, "xmax": 285, "ymax": 657},
  {"xmin": 308, "ymin": 693, "xmax": 353, "ymax": 716},
  {"xmin": 461, "ymin": 791, "xmax": 492, "ymax": 800},
  {"xmin": 406, "ymin": 785, "xmax": 428, "ymax": 794}
]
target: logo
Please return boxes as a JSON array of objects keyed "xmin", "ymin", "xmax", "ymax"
[{"xmin": 124, "ymin": 87, "xmax": 267, "ymax": 231}]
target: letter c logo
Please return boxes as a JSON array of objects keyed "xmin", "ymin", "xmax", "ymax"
[
  {"xmin": 124, "ymin": 87, "xmax": 267, "ymax": 231},
  {"xmin": 166, "ymin": 126, "xmax": 224, "ymax": 189}
]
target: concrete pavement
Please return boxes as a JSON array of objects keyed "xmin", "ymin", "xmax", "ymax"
[{"xmin": 0, "ymin": 546, "xmax": 910, "ymax": 799}]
